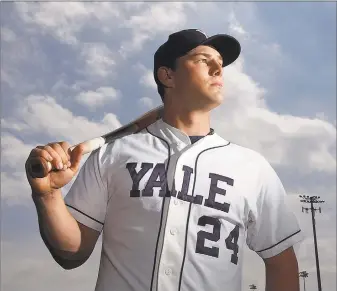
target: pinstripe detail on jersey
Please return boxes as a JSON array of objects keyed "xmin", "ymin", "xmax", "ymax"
[
  {"xmin": 178, "ymin": 141, "xmax": 231, "ymax": 291},
  {"xmin": 65, "ymin": 203, "xmax": 104, "ymax": 225},
  {"xmin": 256, "ymin": 229, "xmax": 302, "ymax": 252},
  {"xmin": 145, "ymin": 127, "xmax": 172, "ymax": 291}
]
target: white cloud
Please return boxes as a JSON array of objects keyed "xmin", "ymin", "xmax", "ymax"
[
  {"xmin": 1, "ymin": 119, "xmax": 29, "ymax": 132},
  {"xmin": 226, "ymin": 6, "xmax": 287, "ymax": 77},
  {"xmin": 139, "ymin": 97, "xmax": 154, "ymax": 109},
  {"xmin": 119, "ymin": 2, "xmax": 194, "ymax": 56},
  {"xmin": 134, "ymin": 63, "xmax": 162, "ymax": 110},
  {"xmin": 80, "ymin": 43, "xmax": 116, "ymax": 78},
  {"xmin": 75, "ymin": 87, "xmax": 120, "ymax": 109},
  {"xmin": 134, "ymin": 63, "xmax": 157, "ymax": 89},
  {"xmin": 13, "ymin": 3, "xmax": 124, "ymax": 86},
  {"xmin": 16, "ymin": 2, "xmax": 89, "ymax": 45},
  {"xmin": 101, "ymin": 113, "xmax": 122, "ymax": 130},
  {"xmin": 140, "ymin": 71, "xmax": 157, "ymax": 89},
  {"xmin": 315, "ymin": 112, "xmax": 330, "ymax": 121},
  {"xmin": 1, "ymin": 134, "xmax": 33, "ymax": 170},
  {"xmin": 2, "ymin": 95, "xmax": 121, "ymax": 145},
  {"xmin": 15, "ymin": 2, "xmax": 120, "ymax": 46},
  {"xmin": 228, "ymin": 11, "xmax": 248, "ymax": 38},
  {"xmin": 133, "ymin": 64, "xmax": 160, "ymax": 110},
  {"xmin": 1, "ymin": 26, "xmax": 48, "ymax": 92},
  {"xmin": 124, "ymin": 2, "xmax": 193, "ymax": 32}
]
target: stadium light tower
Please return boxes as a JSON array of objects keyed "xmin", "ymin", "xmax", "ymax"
[
  {"xmin": 299, "ymin": 271, "xmax": 309, "ymax": 291},
  {"xmin": 299, "ymin": 195, "xmax": 325, "ymax": 291}
]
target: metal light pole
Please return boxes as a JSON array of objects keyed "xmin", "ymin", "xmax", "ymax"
[
  {"xmin": 249, "ymin": 284, "xmax": 257, "ymax": 290},
  {"xmin": 299, "ymin": 195, "xmax": 325, "ymax": 291},
  {"xmin": 299, "ymin": 271, "xmax": 309, "ymax": 291}
]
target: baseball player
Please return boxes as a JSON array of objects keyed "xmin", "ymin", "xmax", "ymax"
[{"xmin": 25, "ymin": 29, "xmax": 304, "ymax": 291}]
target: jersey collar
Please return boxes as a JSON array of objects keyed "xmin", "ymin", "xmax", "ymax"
[{"xmin": 148, "ymin": 118, "xmax": 215, "ymax": 147}]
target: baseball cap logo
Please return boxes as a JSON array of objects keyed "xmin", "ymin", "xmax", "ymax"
[{"xmin": 195, "ymin": 29, "xmax": 208, "ymax": 37}]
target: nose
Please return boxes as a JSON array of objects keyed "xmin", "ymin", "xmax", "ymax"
[{"xmin": 209, "ymin": 59, "xmax": 222, "ymax": 77}]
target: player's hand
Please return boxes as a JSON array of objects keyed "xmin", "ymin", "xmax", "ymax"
[{"xmin": 25, "ymin": 141, "xmax": 84, "ymax": 197}]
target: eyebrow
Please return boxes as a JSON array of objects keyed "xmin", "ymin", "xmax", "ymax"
[{"xmin": 189, "ymin": 52, "xmax": 223, "ymax": 63}]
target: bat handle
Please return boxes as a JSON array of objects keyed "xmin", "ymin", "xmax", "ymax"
[{"xmin": 27, "ymin": 137, "xmax": 106, "ymax": 178}]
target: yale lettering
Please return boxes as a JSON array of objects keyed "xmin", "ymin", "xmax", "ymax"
[{"xmin": 126, "ymin": 162, "xmax": 234, "ymax": 212}]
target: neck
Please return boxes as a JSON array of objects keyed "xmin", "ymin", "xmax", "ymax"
[{"xmin": 162, "ymin": 102, "xmax": 211, "ymax": 136}]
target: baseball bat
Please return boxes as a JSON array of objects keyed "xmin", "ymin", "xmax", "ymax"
[{"xmin": 28, "ymin": 105, "xmax": 164, "ymax": 178}]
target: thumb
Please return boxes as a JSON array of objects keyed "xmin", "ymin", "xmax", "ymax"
[{"xmin": 68, "ymin": 144, "xmax": 84, "ymax": 173}]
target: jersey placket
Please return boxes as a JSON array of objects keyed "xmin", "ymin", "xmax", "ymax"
[
  {"xmin": 145, "ymin": 132, "xmax": 190, "ymax": 291},
  {"xmin": 157, "ymin": 148, "xmax": 191, "ymax": 291}
]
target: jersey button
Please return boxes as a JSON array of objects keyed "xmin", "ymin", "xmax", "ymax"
[
  {"xmin": 165, "ymin": 268, "xmax": 172, "ymax": 276},
  {"xmin": 174, "ymin": 200, "xmax": 179, "ymax": 205},
  {"xmin": 170, "ymin": 228, "xmax": 177, "ymax": 235}
]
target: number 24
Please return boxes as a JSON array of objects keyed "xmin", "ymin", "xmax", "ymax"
[{"xmin": 196, "ymin": 215, "xmax": 239, "ymax": 265}]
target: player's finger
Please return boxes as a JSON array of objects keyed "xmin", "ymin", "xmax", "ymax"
[
  {"xmin": 58, "ymin": 141, "xmax": 72, "ymax": 167},
  {"xmin": 27, "ymin": 149, "xmax": 53, "ymax": 174},
  {"xmin": 42, "ymin": 144, "xmax": 66, "ymax": 170},
  {"xmin": 49, "ymin": 143, "xmax": 71, "ymax": 170},
  {"xmin": 29, "ymin": 148, "xmax": 54, "ymax": 163}
]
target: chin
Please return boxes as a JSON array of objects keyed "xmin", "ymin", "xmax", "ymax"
[
  {"xmin": 199, "ymin": 94, "xmax": 223, "ymax": 111},
  {"xmin": 209, "ymin": 92, "xmax": 224, "ymax": 104}
]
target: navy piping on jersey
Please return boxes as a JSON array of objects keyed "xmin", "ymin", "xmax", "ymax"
[
  {"xmin": 65, "ymin": 203, "xmax": 104, "ymax": 225},
  {"xmin": 256, "ymin": 229, "xmax": 302, "ymax": 252},
  {"xmin": 178, "ymin": 141, "xmax": 231, "ymax": 291},
  {"xmin": 145, "ymin": 127, "xmax": 172, "ymax": 291}
]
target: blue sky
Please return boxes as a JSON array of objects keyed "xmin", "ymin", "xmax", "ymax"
[{"xmin": 1, "ymin": 2, "xmax": 336, "ymax": 291}]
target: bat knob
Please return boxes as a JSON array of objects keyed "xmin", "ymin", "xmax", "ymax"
[{"xmin": 28, "ymin": 158, "xmax": 50, "ymax": 178}]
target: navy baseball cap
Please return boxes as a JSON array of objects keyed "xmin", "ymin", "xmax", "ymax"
[{"xmin": 153, "ymin": 29, "xmax": 241, "ymax": 87}]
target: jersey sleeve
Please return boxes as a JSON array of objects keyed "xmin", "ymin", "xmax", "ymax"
[
  {"xmin": 64, "ymin": 146, "xmax": 108, "ymax": 232},
  {"xmin": 246, "ymin": 158, "xmax": 305, "ymax": 259}
]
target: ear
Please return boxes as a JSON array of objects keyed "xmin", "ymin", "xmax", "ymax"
[{"xmin": 157, "ymin": 66, "xmax": 175, "ymax": 88}]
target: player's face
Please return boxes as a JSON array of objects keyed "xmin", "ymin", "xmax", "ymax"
[{"xmin": 172, "ymin": 45, "xmax": 224, "ymax": 110}]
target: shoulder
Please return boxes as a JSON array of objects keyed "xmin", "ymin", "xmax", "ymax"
[
  {"xmin": 214, "ymin": 133, "xmax": 270, "ymax": 166},
  {"xmin": 212, "ymin": 134, "xmax": 280, "ymax": 188},
  {"xmin": 92, "ymin": 124, "xmax": 161, "ymax": 164}
]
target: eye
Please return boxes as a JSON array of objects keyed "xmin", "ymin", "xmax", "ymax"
[{"xmin": 198, "ymin": 58, "xmax": 208, "ymax": 63}]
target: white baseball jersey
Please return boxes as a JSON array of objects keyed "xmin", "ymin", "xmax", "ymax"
[{"xmin": 64, "ymin": 118, "xmax": 304, "ymax": 291}]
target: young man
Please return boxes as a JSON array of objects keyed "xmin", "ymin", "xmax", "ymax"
[{"xmin": 25, "ymin": 29, "xmax": 304, "ymax": 291}]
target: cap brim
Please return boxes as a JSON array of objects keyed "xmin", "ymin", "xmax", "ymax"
[{"xmin": 201, "ymin": 34, "xmax": 241, "ymax": 67}]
